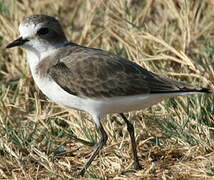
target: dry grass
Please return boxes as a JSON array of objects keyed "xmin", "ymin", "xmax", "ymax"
[{"xmin": 0, "ymin": 0, "xmax": 214, "ymax": 179}]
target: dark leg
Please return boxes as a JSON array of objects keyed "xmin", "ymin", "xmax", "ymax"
[
  {"xmin": 120, "ymin": 113, "xmax": 141, "ymax": 170},
  {"xmin": 77, "ymin": 123, "xmax": 108, "ymax": 176}
]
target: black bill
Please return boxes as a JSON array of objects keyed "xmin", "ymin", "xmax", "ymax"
[{"xmin": 6, "ymin": 37, "xmax": 28, "ymax": 48}]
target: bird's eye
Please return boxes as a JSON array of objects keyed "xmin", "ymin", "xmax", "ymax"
[{"xmin": 37, "ymin": 28, "xmax": 49, "ymax": 35}]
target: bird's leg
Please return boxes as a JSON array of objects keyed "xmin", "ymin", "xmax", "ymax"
[
  {"xmin": 77, "ymin": 123, "xmax": 108, "ymax": 176},
  {"xmin": 120, "ymin": 113, "xmax": 141, "ymax": 170}
]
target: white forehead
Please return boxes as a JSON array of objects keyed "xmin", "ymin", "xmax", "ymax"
[{"xmin": 19, "ymin": 22, "xmax": 43, "ymax": 39}]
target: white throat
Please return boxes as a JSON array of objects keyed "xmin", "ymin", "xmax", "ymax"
[
  {"xmin": 26, "ymin": 46, "xmax": 54, "ymax": 73},
  {"xmin": 25, "ymin": 42, "xmax": 69, "ymax": 72}
]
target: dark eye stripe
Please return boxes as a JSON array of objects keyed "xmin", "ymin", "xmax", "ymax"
[{"xmin": 37, "ymin": 28, "xmax": 49, "ymax": 35}]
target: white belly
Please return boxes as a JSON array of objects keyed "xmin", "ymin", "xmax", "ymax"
[
  {"xmin": 33, "ymin": 75, "xmax": 86, "ymax": 110},
  {"xmin": 32, "ymin": 73, "xmax": 167, "ymax": 117}
]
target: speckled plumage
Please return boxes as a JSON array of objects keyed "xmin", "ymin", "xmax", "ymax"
[{"xmin": 36, "ymin": 42, "xmax": 207, "ymax": 98}]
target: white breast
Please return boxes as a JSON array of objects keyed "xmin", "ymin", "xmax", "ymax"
[{"xmin": 26, "ymin": 50, "xmax": 87, "ymax": 110}]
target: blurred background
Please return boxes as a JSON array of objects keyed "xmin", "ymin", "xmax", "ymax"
[{"xmin": 0, "ymin": 0, "xmax": 214, "ymax": 179}]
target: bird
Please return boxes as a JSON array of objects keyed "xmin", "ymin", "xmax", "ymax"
[{"xmin": 6, "ymin": 14, "xmax": 212, "ymax": 176}]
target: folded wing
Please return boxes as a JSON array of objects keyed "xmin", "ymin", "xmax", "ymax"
[{"xmin": 47, "ymin": 46, "xmax": 209, "ymax": 98}]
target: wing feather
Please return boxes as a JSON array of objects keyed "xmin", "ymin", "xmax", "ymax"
[{"xmin": 47, "ymin": 45, "xmax": 203, "ymax": 98}]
